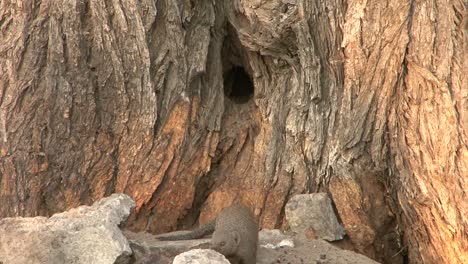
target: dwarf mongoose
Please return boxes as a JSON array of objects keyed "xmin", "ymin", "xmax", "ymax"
[
  {"xmin": 157, "ymin": 203, "xmax": 258, "ymax": 264},
  {"xmin": 157, "ymin": 220, "xmax": 216, "ymax": 241}
]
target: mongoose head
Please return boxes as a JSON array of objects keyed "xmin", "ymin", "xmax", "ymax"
[{"xmin": 210, "ymin": 231, "xmax": 240, "ymax": 256}]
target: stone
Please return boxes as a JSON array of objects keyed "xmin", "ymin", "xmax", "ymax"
[
  {"xmin": 172, "ymin": 249, "xmax": 230, "ymax": 264},
  {"xmin": 285, "ymin": 193, "xmax": 346, "ymax": 241},
  {"xmin": 259, "ymin": 229, "xmax": 294, "ymax": 249},
  {"xmin": 0, "ymin": 193, "xmax": 136, "ymax": 264}
]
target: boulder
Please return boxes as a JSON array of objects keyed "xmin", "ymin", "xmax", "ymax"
[
  {"xmin": 0, "ymin": 193, "xmax": 136, "ymax": 264},
  {"xmin": 172, "ymin": 249, "xmax": 230, "ymax": 264}
]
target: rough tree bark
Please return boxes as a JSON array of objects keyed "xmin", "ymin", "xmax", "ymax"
[{"xmin": 0, "ymin": 0, "xmax": 466, "ymax": 263}]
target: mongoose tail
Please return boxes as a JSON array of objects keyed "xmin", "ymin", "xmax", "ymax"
[{"xmin": 156, "ymin": 220, "xmax": 216, "ymax": 241}]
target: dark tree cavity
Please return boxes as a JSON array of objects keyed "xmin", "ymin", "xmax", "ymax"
[{"xmin": 223, "ymin": 66, "xmax": 254, "ymax": 104}]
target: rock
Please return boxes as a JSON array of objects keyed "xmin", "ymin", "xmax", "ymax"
[
  {"xmin": 277, "ymin": 239, "xmax": 295, "ymax": 248},
  {"xmin": 0, "ymin": 193, "xmax": 136, "ymax": 264},
  {"xmin": 259, "ymin": 229, "xmax": 294, "ymax": 249},
  {"xmin": 172, "ymin": 249, "xmax": 230, "ymax": 264},
  {"xmin": 285, "ymin": 193, "xmax": 346, "ymax": 241},
  {"xmin": 259, "ymin": 229, "xmax": 288, "ymax": 244}
]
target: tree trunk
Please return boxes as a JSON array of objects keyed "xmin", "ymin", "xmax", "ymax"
[{"xmin": 0, "ymin": 0, "xmax": 466, "ymax": 263}]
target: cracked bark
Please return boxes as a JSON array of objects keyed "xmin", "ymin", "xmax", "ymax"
[{"xmin": 0, "ymin": 0, "xmax": 466, "ymax": 263}]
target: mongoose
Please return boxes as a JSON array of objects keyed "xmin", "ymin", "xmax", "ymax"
[
  {"xmin": 156, "ymin": 220, "xmax": 216, "ymax": 241},
  {"xmin": 157, "ymin": 203, "xmax": 258, "ymax": 264}
]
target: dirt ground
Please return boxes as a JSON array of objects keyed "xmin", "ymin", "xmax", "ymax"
[
  {"xmin": 257, "ymin": 239, "xmax": 380, "ymax": 264},
  {"xmin": 126, "ymin": 230, "xmax": 380, "ymax": 264}
]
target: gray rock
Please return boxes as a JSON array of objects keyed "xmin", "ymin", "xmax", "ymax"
[
  {"xmin": 0, "ymin": 193, "xmax": 136, "ymax": 264},
  {"xmin": 172, "ymin": 249, "xmax": 230, "ymax": 264},
  {"xmin": 259, "ymin": 229, "xmax": 294, "ymax": 249},
  {"xmin": 285, "ymin": 193, "xmax": 346, "ymax": 241}
]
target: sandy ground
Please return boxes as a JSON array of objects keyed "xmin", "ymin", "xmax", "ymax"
[{"xmin": 126, "ymin": 230, "xmax": 380, "ymax": 264}]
